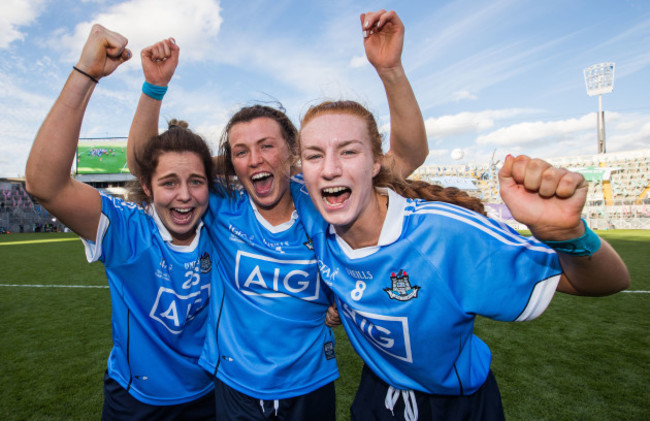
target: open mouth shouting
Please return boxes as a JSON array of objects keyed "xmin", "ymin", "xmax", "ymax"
[
  {"xmin": 251, "ymin": 171, "xmax": 274, "ymax": 196},
  {"xmin": 170, "ymin": 207, "xmax": 196, "ymax": 225},
  {"xmin": 322, "ymin": 186, "xmax": 351, "ymax": 208}
]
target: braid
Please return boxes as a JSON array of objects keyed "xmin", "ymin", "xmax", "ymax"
[{"xmin": 375, "ymin": 168, "xmax": 486, "ymax": 216}]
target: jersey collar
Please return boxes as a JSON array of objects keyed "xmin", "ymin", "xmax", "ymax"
[
  {"xmin": 248, "ymin": 195, "xmax": 299, "ymax": 233},
  {"xmin": 330, "ymin": 188, "xmax": 406, "ymax": 259}
]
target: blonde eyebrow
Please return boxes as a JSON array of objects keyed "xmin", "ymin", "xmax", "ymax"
[
  {"xmin": 337, "ymin": 139, "xmax": 363, "ymax": 147},
  {"xmin": 303, "ymin": 138, "xmax": 362, "ymax": 150}
]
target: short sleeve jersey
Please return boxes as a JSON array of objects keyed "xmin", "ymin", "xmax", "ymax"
[
  {"xmin": 291, "ymin": 180, "xmax": 562, "ymax": 395},
  {"xmin": 82, "ymin": 193, "xmax": 217, "ymax": 405},
  {"xmin": 198, "ymin": 186, "xmax": 338, "ymax": 400}
]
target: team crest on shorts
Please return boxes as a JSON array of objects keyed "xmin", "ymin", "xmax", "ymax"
[
  {"xmin": 384, "ymin": 270, "xmax": 420, "ymax": 301},
  {"xmin": 324, "ymin": 341, "xmax": 336, "ymax": 360},
  {"xmin": 200, "ymin": 252, "xmax": 212, "ymax": 273}
]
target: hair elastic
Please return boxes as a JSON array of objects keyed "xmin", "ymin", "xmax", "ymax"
[
  {"xmin": 142, "ymin": 81, "xmax": 168, "ymax": 100},
  {"xmin": 72, "ymin": 66, "xmax": 99, "ymax": 84},
  {"xmin": 541, "ymin": 219, "xmax": 601, "ymax": 256}
]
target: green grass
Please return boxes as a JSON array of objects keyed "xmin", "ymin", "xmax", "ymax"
[
  {"xmin": 0, "ymin": 233, "xmax": 110, "ymax": 420},
  {"xmin": 478, "ymin": 230, "xmax": 650, "ymax": 421},
  {"xmin": 1, "ymin": 231, "xmax": 648, "ymax": 420}
]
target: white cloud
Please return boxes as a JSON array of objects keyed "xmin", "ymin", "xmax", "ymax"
[
  {"xmin": 193, "ymin": 4, "xmax": 385, "ymax": 106},
  {"xmin": 3, "ymin": 0, "xmax": 650, "ymax": 178},
  {"xmin": 55, "ymin": 0, "xmax": 223, "ymax": 66},
  {"xmin": 476, "ymin": 113, "xmax": 596, "ymax": 146},
  {"xmin": 349, "ymin": 54, "xmax": 368, "ymax": 68},
  {"xmin": 450, "ymin": 89, "xmax": 477, "ymax": 102},
  {"xmin": 425, "ymin": 108, "xmax": 537, "ymax": 138},
  {"xmin": 0, "ymin": 71, "xmax": 55, "ymax": 177},
  {"xmin": 425, "ymin": 110, "xmax": 650, "ymax": 166},
  {"xmin": 606, "ymin": 115, "xmax": 650, "ymax": 153},
  {"xmin": 0, "ymin": 0, "xmax": 45, "ymax": 48}
]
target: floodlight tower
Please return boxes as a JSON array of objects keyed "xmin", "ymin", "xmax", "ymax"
[{"xmin": 583, "ymin": 62, "xmax": 615, "ymax": 154}]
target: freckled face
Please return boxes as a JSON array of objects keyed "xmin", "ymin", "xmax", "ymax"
[
  {"xmin": 229, "ymin": 117, "xmax": 293, "ymax": 214},
  {"xmin": 299, "ymin": 113, "xmax": 381, "ymax": 230},
  {"xmin": 143, "ymin": 151, "xmax": 209, "ymax": 245}
]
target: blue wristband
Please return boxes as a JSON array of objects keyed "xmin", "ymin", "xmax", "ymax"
[
  {"xmin": 541, "ymin": 219, "xmax": 601, "ymax": 256},
  {"xmin": 142, "ymin": 81, "xmax": 168, "ymax": 100}
]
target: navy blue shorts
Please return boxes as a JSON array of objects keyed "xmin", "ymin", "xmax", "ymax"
[
  {"xmin": 101, "ymin": 371, "xmax": 216, "ymax": 421},
  {"xmin": 214, "ymin": 377, "xmax": 336, "ymax": 420},
  {"xmin": 350, "ymin": 365, "xmax": 505, "ymax": 421}
]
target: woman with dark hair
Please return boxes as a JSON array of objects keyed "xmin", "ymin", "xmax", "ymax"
[
  {"xmin": 25, "ymin": 25, "xmax": 218, "ymax": 420},
  {"xmin": 292, "ymin": 99, "xmax": 630, "ymax": 421}
]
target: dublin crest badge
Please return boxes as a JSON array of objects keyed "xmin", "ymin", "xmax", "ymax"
[
  {"xmin": 200, "ymin": 252, "xmax": 212, "ymax": 273},
  {"xmin": 384, "ymin": 270, "xmax": 420, "ymax": 301}
]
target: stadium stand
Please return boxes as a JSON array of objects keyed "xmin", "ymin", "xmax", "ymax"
[
  {"xmin": 412, "ymin": 148, "xmax": 650, "ymax": 230},
  {"xmin": 2, "ymin": 149, "xmax": 649, "ymax": 233},
  {"xmin": 0, "ymin": 175, "xmax": 132, "ymax": 234},
  {"xmin": 0, "ymin": 180, "xmax": 64, "ymax": 233}
]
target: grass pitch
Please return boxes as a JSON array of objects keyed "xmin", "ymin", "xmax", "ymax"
[{"xmin": 0, "ymin": 230, "xmax": 648, "ymax": 420}]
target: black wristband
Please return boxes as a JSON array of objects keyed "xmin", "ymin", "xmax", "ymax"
[{"xmin": 72, "ymin": 66, "xmax": 99, "ymax": 83}]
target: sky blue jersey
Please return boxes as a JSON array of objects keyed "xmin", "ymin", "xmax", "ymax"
[
  {"xmin": 198, "ymin": 186, "xmax": 338, "ymax": 400},
  {"xmin": 291, "ymin": 180, "xmax": 562, "ymax": 395},
  {"xmin": 82, "ymin": 193, "xmax": 217, "ymax": 405}
]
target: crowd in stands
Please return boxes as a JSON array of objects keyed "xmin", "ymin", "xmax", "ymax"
[
  {"xmin": 2, "ymin": 149, "xmax": 649, "ymax": 233},
  {"xmin": 412, "ymin": 148, "xmax": 650, "ymax": 229},
  {"xmin": 0, "ymin": 182, "xmax": 64, "ymax": 233}
]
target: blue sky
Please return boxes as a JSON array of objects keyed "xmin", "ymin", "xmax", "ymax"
[{"xmin": 1, "ymin": 0, "xmax": 649, "ymax": 177}]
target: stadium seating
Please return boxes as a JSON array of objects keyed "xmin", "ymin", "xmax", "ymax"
[
  {"xmin": 0, "ymin": 182, "xmax": 62, "ymax": 233},
  {"xmin": 2, "ymin": 148, "xmax": 649, "ymax": 232},
  {"xmin": 411, "ymin": 148, "xmax": 650, "ymax": 229}
]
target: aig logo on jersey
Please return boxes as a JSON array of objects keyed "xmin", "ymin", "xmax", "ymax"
[
  {"xmin": 235, "ymin": 250, "xmax": 321, "ymax": 300},
  {"xmin": 384, "ymin": 270, "xmax": 420, "ymax": 301},
  {"xmin": 150, "ymin": 285, "xmax": 210, "ymax": 334},
  {"xmin": 340, "ymin": 302, "xmax": 413, "ymax": 363}
]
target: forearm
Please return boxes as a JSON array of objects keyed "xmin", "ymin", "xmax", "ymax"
[
  {"xmin": 25, "ymin": 70, "xmax": 95, "ymax": 201},
  {"xmin": 381, "ymin": 65, "xmax": 427, "ymax": 178},
  {"xmin": 127, "ymin": 92, "xmax": 162, "ymax": 175},
  {"xmin": 557, "ymin": 239, "xmax": 630, "ymax": 296},
  {"xmin": 498, "ymin": 155, "xmax": 630, "ymax": 296}
]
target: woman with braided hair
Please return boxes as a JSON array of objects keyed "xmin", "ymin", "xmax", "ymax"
[{"xmin": 291, "ymin": 99, "xmax": 629, "ymax": 421}]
